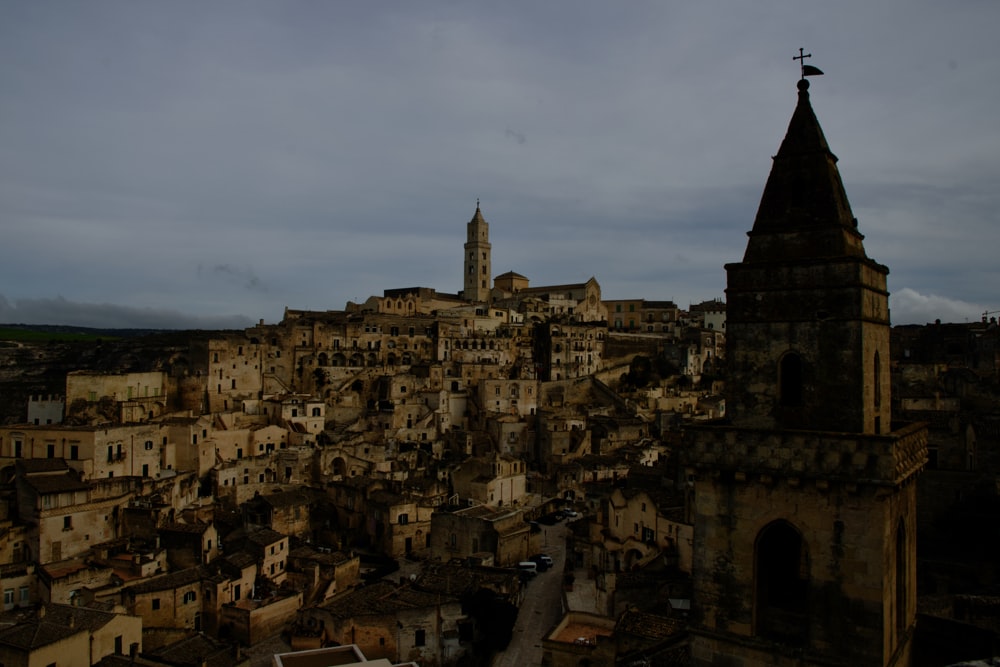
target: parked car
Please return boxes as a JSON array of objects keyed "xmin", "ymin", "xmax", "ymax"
[
  {"xmin": 530, "ymin": 553, "xmax": 554, "ymax": 571},
  {"xmin": 562, "ymin": 509, "xmax": 579, "ymax": 518},
  {"xmin": 517, "ymin": 561, "xmax": 538, "ymax": 579}
]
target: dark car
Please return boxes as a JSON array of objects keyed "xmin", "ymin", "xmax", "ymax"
[{"xmin": 530, "ymin": 553, "xmax": 554, "ymax": 571}]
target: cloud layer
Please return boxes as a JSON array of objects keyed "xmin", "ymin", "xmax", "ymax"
[{"xmin": 1, "ymin": 2, "xmax": 996, "ymax": 328}]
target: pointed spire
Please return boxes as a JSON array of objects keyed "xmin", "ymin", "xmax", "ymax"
[
  {"xmin": 743, "ymin": 77, "xmax": 866, "ymax": 263},
  {"xmin": 469, "ymin": 199, "xmax": 486, "ymax": 224}
]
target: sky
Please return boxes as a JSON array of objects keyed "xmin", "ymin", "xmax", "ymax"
[{"xmin": 2, "ymin": 2, "xmax": 997, "ymax": 330}]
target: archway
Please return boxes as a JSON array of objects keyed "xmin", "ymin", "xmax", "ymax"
[
  {"xmin": 331, "ymin": 457, "xmax": 347, "ymax": 478},
  {"xmin": 755, "ymin": 519, "xmax": 809, "ymax": 645}
]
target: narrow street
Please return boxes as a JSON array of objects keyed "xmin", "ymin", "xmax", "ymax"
[{"xmin": 491, "ymin": 522, "xmax": 568, "ymax": 667}]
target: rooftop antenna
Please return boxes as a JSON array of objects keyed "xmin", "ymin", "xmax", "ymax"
[{"xmin": 794, "ymin": 47, "xmax": 825, "ymax": 79}]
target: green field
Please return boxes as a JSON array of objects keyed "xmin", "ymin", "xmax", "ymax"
[{"xmin": 0, "ymin": 326, "xmax": 117, "ymax": 343}]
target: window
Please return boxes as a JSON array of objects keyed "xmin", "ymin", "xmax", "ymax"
[
  {"xmin": 398, "ymin": 513, "xmax": 409, "ymax": 525},
  {"xmin": 874, "ymin": 351, "xmax": 882, "ymax": 407},
  {"xmin": 183, "ymin": 590, "xmax": 197, "ymax": 604},
  {"xmin": 779, "ymin": 352, "xmax": 804, "ymax": 407},
  {"xmin": 152, "ymin": 598, "xmax": 161, "ymax": 610},
  {"xmin": 63, "ymin": 516, "xmax": 72, "ymax": 531},
  {"xmin": 415, "ymin": 629, "xmax": 426, "ymax": 647},
  {"xmin": 145, "ymin": 440, "xmax": 154, "ymax": 450}
]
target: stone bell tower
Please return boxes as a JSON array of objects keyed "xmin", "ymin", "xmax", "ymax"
[
  {"xmin": 462, "ymin": 200, "xmax": 492, "ymax": 303},
  {"xmin": 683, "ymin": 71, "xmax": 927, "ymax": 667}
]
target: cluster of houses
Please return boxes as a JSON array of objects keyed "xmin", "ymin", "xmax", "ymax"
[
  {"xmin": 4, "ymin": 74, "xmax": 1000, "ymax": 666},
  {"xmin": 0, "ymin": 251, "xmax": 728, "ymax": 666}
]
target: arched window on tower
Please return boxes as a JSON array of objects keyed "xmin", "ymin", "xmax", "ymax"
[
  {"xmin": 895, "ymin": 518, "xmax": 907, "ymax": 641},
  {"xmin": 755, "ymin": 520, "xmax": 809, "ymax": 646},
  {"xmin": 874, "ymin": 350, "xmax": 883, "ymax": 433},
  {"xmin": 779, "ymin": 352, "xmax": 804, "ymax": 407},
  {"xmin": 874, "ymin": 351, "xmax": 882, "ymax": 407}
]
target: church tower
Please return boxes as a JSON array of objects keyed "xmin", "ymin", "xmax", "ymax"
[
  {"xmin": 462, "ymin": 200, "xmax": 492, "ymax": 303},
  {"xmin": 683, "ymin": 74, "xmax": 927, "ymax": 666}
]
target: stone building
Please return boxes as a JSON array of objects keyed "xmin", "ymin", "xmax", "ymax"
[
  {"xmin": 0, "ymin": 602, "xmax": 143, "ymax": 667},
  {"xmin": 284, "ymin": 545, "xmax": 360, "ymax": 604},
  {"xmin": 201, "ymin": 334, "xmax": 266, "ymax": 415},
  {"xmin": 364, "ymin": 489, "xmax": 435, "ymax": 558},
  {"xmin": 158, "ymin": 521, "xmax": 220, "ymax": 568},
  {"xmin": 122, "ymin": 566, "xmax": 206, "ymax": 631},
  {"xmin": 0, "ymin": 422, "xmax": 169, "ymax": 481},
  {"xmin": 292, "ymin": 580, "xmax": 467, "ymax": 667},
  {"xmin": 682, "ymin": 77, "xmax": 927, "ymax": 666},
  {"xmin": 26, "ymin": 393, "xmax": 64, "ymax": 426},
  {"xmin": 430, "ymin": 504, "xmax": 531, "ymax": 567},
  {"xmin": 450, "ymin": 453, "xmax": 528, "ymax": 508},
  {"xmin": 13, "ymin": 459, "xmax": 139, "ymax": 564},
  {"xmin": 595, "ymin": 484, "xmax": 691, "ymax": 575},
  {"xmin": 65, "ymin": 370, "xmax": 168, "ymax": 424}
]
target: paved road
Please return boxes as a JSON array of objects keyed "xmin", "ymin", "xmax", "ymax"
[{"xmin": 491, "ymin": 522, "xmax": 568, "ymax": 667}]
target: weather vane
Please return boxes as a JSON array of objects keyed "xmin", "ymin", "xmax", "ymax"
[{"xmin": 793, "ymin": 48, "xmax": 824, "ymax": 79}]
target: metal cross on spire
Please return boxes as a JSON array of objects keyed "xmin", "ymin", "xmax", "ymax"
[{"xmin": 794, "ymin": 48, "xmax": 824, "ymax": 79}]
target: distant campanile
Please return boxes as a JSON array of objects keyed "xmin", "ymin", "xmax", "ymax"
[{"xmin": 462, "ymin": 200, "xmax": 492, "ymax": 303}]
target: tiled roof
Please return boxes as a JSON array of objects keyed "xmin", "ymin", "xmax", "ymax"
[
  {"xmin": 245, "ymin": 527, "xmax": 285, "ymax": 547},
  {"xmin": 257, "ymin": 489, "xmax": 322, "ymax": 508},
  {"xmin": 25, "ymin": 472, "xmax": 90, "ymax": 494},
  {"xmin": 0, "ymin": 603, "xmax": 116, "ymax": 650},
  {"xmin": 16, "ymin": 458, "xmax": 69, "ymax": 473},
  {"xmin": 160, "ymin": 521, "xmax": 212, "ymax": 535},
  {"xmin": 144, "ymin": 632, "xmax": 238, "ymax": 667},
  {"xmin": 319, "ymin": 581, "xmax": 456, "ymax": 619},
  {"xmin": 615, "ymin": 609, "xmax": 685, "ymax": 640},
  {"xmin": 124, "ymin": 566, "xmax": 206, "ymax": 594}
]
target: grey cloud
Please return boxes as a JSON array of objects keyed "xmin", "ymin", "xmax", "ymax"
[
  {"xmin": 889, "ymin": 288, "xmax": 988, "ymax": 327},
  {"xmin": 205, "ymin": 265, "xmax": 269, "ymax": 293},
  {"xmin": 0, "ymin": 294, "xmax": 252, "ymax": 330},
  {"xmin": 505, "ymin": 128, "xmax": 527, "ymax": 145},
  {"xmin": 1, "ymin": 1, "xmax": 997, "ymax": 327}
]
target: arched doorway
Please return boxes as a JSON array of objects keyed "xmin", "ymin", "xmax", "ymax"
[
  {"xmin": 755, "ymin": 519, "xmax": 809, "ymax": 645},
  {"xmin": 331, "ymin": 457, "xmax": 347, "ymax": 478}
]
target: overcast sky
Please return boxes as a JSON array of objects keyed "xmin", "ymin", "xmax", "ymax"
[{"xmin": 2, "ymin": 2, "xmax": 997, "ymax": 330}]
